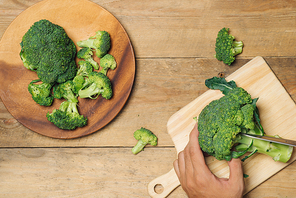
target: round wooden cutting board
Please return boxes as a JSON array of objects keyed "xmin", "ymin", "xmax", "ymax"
[{"xmin": 0, "ymin": 0, "xmax": 135, "ymax": 139}]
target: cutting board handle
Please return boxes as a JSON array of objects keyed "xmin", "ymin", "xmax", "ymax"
[{"xmin": 148, "ymin": 168, "xmax": 180, "ymax": 198}]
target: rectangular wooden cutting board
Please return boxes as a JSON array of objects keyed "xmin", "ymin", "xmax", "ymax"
[{"xmin": 148, "ymin": 56, "xmax": 296, "ymax": 197}]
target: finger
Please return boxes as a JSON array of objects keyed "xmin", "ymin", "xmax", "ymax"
[
  {"xmin": 228, "ymin": 158, "xmax": 244, "ymax": 185},
  {"xmin": 173, "ymin": 159, "xmax": 181, "ymax": 179},
  {"xmin": 187, "ymin": 124, "xmax": 211, "ymax": 174},
  {"xmin": 177, "ymin": 151, "xmax": 186, "ymax": 182},
  {"xmin": 188, "ymin": 124, "xmax": 203, "ymax": 156},
  {"xmin": 183, "ymin": 144, "xmax": 194, "ymax": 177}
]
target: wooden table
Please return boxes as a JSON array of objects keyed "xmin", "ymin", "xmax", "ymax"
[{"xmin": 1, "ymin": 0, "xmax": 296, "ymax": 197}]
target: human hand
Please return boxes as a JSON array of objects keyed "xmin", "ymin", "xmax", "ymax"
[{"xmin": 173, "ymin": 124, "xmax": 245, "ymax": 198}]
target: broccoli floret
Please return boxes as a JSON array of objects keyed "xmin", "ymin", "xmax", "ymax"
[
  {"xmin": 27, "ymin": 79, "xmax": 54, "ymax": 106},
  {"xmin": 46, "ymin": 101, "xmax": 87, "ymax": 130},
  {"xmin": 72, "ymin": 60, "xmax": 94, "ymax": 95},
  {"xmin": 55, "ymin": 60, "xmax": 77, "ymax": 84},
  {"xmin": 215, "ymin": 28, "xmax": 243, "ymax": 65},
  {"xmin": 20, "ymin": 19, "xmax": 77, "ymax": 84},
  {"xmin": 77, "ymin": 31, "xmax": 111, "ymax": 58},
  {"xmin": 20, "ymin": 49, "xmax": 39, "ymax": 71},
  {"xmin": 53, "ymin": 80, "xmax": 78, "ymax": 103},
  {"xmin": 131, "ymin": 127, "xmax": 158, "ymax": 154},
  {"xmin": 77, "ymin": 60, "xmax": 93, "ymax": 76},
  {"xmin": 99, "ymin": 54, "xmax": 117, "ymax": 75},
  {"xmin": 72, "ymin": 75, "xmax": 85, "ymax": 94},
  {"xmin": 78, "ymin": 71, "xmax": 112, "ymax": 100},
  {"xmin": 197, "ymin": 77, "xmax": 293, "ymax": 163},
  {"xmin": 77, "ymin": 48, "xmax": 99, "ymax": 70}
]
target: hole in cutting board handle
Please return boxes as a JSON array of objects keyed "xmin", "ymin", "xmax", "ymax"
[
  {"xmin": 148, "ymin": 168, "xmax": 181, "ymax": 197},
  {"xmin": 154, "ymin": 184, "xmax": 164, "ymax": 194}
]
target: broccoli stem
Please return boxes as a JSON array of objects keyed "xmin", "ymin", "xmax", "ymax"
[
  {"xmin": 100, "ymin": 68, "xmax": 108, "ymax": 75},
  {"xmin": 131, "ymin": 139, "xmax": 147, "ymax": 154},
  {"xmin": 236, "ymin": 134, "xmax": 293, "ymax": 163},
  {"xmin": 77, "ymin": 40, "xmax": 95, "ymax": 49},
  {"xmin": 232, "ymin": 41, "xmax": 243, "ymax": 55},
  {"xmin": 86, "ymin": 58, "xmax": 99, "ymax": 70},
  {"xmin": 67, "ymin": 102, "xmax": 79, "ymax": 114},
  {"xmin": 59, "ymin": 101, "xmax": 70, "ymax": 112},
  {"xmin": 78, "ymin": 83, "xmax": 104, "ymax": 99}
]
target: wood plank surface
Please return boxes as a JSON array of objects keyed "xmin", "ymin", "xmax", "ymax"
[
  {"xmin": 1, "ymin": 0, "xmax": 296, "ymax": 197},
  {"xmin": 3, "ymin": 0, "xmax": 296, "ymax": 58},
  {"xmin": 0, "ymin": 148, "xmax": 295, "ymax": 198},
  {"xmin": 148, "ymin": 57, "xmax": 296, "ymax": 197},
  {"xmin": 0, "ymin": 58, "xmax": 295, "ymax": 147}
]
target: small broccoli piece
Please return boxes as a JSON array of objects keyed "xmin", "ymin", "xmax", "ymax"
[
  {"xmin": 72, "ymin": 75, "xmax": 85, "ymax": 94},
  {"xmin": 197, "ymin": 77, "xmax": 293, "ymax": 163},
  {"xmin": 99, "ymin": 54, "xmax": 117, "ymax": 75},
  {"xmin": 46, "ymin": 101, "xmax": 87, "ymax": 130},
  {"xmin": 27, "ymin": 79, "xmax": 54, "ymax": 106},
  {"xmin": 77, "ymin": 60, "xmax": 93, "ymax": 76},
  {"xmin": 77, "ymin": 31, "xmax": 111, "ymax": 58},
  {"xmin": 72, "ymin": 60, "xmax": 94, "ymax": 94},
  {"xmin": 77, "ymin": 48, "xmax": 99, "ymax": 70},
  {"xmin": 215, "ymin": 28, "xmax": 243, "ymax": 65},
  {"xmin": 53, "ymin": 80, "xmax": 78, "ymax": 103},
  {"xmin": 20, "ymin": 19, "xmax": 77, "ymax": 84},
  {"xmin": 78, "ymin": 71, "xmax": 112, "ymax": 100},
  {"xmin": 131, "ymin": 127, "xmax": 158, "ymax": 154}
]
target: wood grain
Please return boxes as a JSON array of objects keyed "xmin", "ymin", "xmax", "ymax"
[
  {"xmin": 0, "ymin": 147, "xmax": 295, "ymax": 198},
  {"xmin": 0, "ymin": 0, "xmax": 135, "ymax": 139},
  {"xmin": 3, "ymin": 0, "xmax": 296, "ymax": 58},
  {"xmin": 0, "ymin": 147, "xmax": 180, "ymax": 198},
  {"xmin": 1, "ymin": 0, "xmax": 296, "ymax": 197},
  {"xmin": 148, "ymin": 57, "xmax": 296, "ymax": 197},
  {"xmin": 1, "ymin": 58, "xmax": 295, "ymax": 147}
]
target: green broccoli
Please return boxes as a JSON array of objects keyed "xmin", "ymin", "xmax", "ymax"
[
  {"xmin": 77, "ymin": 60, "xmax": 93, "ymax": 76},
  {"xmin": 53, "ymin": 80, "xmax": 78, "ymax": 103},
  {"xmin": 99, "ymin": 54, "xmax": 117, "ymax": 75},
  {"xmin": 20, "ymin": 19, "xmax": 77, "ymax": 84},
  {"xmin": 71, "ymin": 61, "xmax": 95, "ymax": 94},
  {"xmin": 77, "ymin": 30, "xmax": 111, "ymax": 58},
  {"xmin": 78, "ymin": 71, "xmax": 112, "ymax": 100},
  {"xmin": 46, "ymin": 101, "xmax": 87, "ymax": 130},
  {"xmin": 55, "ymin": 60, "xmax": 77, "ymax": 84},
  {"xmin": 77, "ymin": 48, "xmax": 99, "ymax": 70},
  {"xmin": 132, "ymin": 127, "xmax": 158, "ymax": 154},
  {"xmin": 197, "ymin": 77, "xmax": 293, "ymax": 163},
  {"xmin": 72, "ymin": 75, "xmax": 85, "ymax": 95},
  {"xmin": 215, "ymin": 28, "xmax": 243, "ymax": 65},
  {"xmin": 20, "ymin": 50, "xmax": 39, "ymax": 71},
  {"xmin": 27, "ymin": 79, "xmax": 54, "ymax": 106}
]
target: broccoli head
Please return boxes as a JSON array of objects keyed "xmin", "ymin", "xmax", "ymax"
[
  {"xmin": 99, "ymin": 54, "xmax": 117, "ymax": 75},
  {"xmin": 28, "ymin": 79, "xmax": 54, "ymax": 106},
  {"xmin": 53, "ymin": 80, "xmax": 78, "ymax": 103},
  {"xmin": 132, "ymin": 127, "xmax": 158, "ymax": 154},
  {"xmin": 197, "ymin": 77, "xmax": 293, "ymax": 163},
  {"xmin": 78, "ymin": 71, "xmax": 112, "ymax": 100},
  {"xmin": 47, "ymin": 101, "xmax": 87, "ymax": 130},
  {"xmin": 215, "ymin": 28, "xmax": 243, "ymax": 65},
  {"xmin": 77, "ymin": 60, "xmax": 93, "ymax": 77},
  {"xmin": 77, "ymin": 48, "xmax": 99, "ymax": 70},
  {"xmin": 77, "ymin": 30, "xmax": 111, "ymax": 58},
  {"xmin": 54, "ymin": 60, "xmax": 77, "ymax": 84},
  {"xmin": 20, "ymin": 19, "xmax": 77, "ymax": 84}
]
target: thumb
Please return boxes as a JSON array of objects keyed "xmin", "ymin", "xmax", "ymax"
[{"xmin": 228, "ymin": 158, "xmax": 244, "ymax": 184}]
